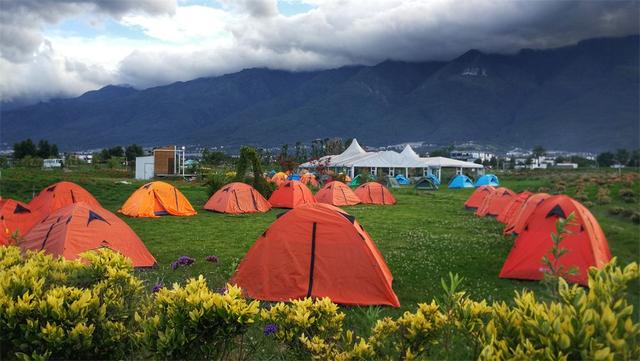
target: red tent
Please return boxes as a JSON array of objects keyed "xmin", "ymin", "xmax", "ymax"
[
  {"xmin": 0, "ymin": 199, "xmax": 40, "ymax": 246},
  {"xmin": 231, "ymin": 203, "xmax": 400, "ymax": 307},
  {"xmin": 204, "ymin": 182, "xmax": 271, "ymax": 214},
  {"xmin": 476, "ymin": 187, "xmax": 515, "ymax": 217},
  {"xmin": 21, "ymin": 202, "xmax": 156, "ymax": 267},
  {"xmin": 499, "ymin": 195, "xmax": 611, "ymax": 286},
  {"xmin": 503, "ymin": 193, "xmax": 551, "ymax": 235},
  {"xmin": 464, "ymin": 186, "xmax": 496, "ymax": 210},
  {"xmin": 353, "ymin": 182, "xmax": 396, "ymax": 205},
  {"xmin": 314, "ymin": 181, "xmax": 361, "ymax": 206},
  {"xmin": 496, "ymin": 192, "xmax": 533, "ymax": 224},
  {"xmin": 29, "ymin": 181, "xmax": 102, "ymax": 215},
  {"xmin": 268, "ymin": 180, "xmax": 316, "ymax": 208}
]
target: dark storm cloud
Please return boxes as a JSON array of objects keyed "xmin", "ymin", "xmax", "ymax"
[{"xmin": 1, "ymin": 0, "xmax": 638, "ymax": 102}]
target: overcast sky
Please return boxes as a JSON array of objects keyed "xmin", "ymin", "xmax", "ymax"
[{"xmin": 0, "ymin": 0, "xmax": 638, "ymax": 103}]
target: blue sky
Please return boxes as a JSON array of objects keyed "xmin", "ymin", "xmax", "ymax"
[{"xmin": 1, "ymin": 0, "xmax": 637, "ymax": 102}]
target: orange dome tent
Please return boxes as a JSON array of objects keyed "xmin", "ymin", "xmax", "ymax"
[
  {"xmin": 499, "ymin": 195, "xmax": 611, "ymax": 286},
  {"xmin": 204, "ymin": 182, "xmax": 271, "ymax": 214},
  {"xmin": 314, "ymin": 181, "xmax": 361, "ymax": 206},
  {"xmin": 464, "ymin": 186, "xmax": 496, "ymax": 209},
  {"xmin": 268, "ymin": 180, "xmax": 316, "ymax": 208},
  {"xmin": 29, "ymin": 181, "xmax": 102, "ymax": 214},
  {"xmin": 119, "ymin": 181, "xmax": 196, "ymax": 218},
  {"xmin": 21, "ymin": 202, "xmax": 156, "ymax": 267},
  {"xmin": 300, "ymin": 173, "xmax": 319, "ymax": 187},
  {"xmin": 475, "ymin": 187, "xmax": 516, "ymax": 217},
  {"xmin": 354, "ymin": 182, "xmax": 396, "ymax": 205},
  {"xmin": 271, "ymin": 172, "xmax": 288, "ymax": 186},
  {"xmin": 503, "ymin": 193, "xmax": 551, "ymax": 235},
  {"xmin": 496, "ymin": 191, "xmax": 533, "ymax": 224},
  {"xmin": 0, "ymin": 199, "xmax": 41, "ymax": 246},
  {"xmin": 231, "ymin": 203, "xmax": 400, "ymax": 307}
]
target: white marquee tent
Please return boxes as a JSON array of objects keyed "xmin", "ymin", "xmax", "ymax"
[{"xmin": 299, "ymin": 139, "xmax": 483, "ymax": 181}]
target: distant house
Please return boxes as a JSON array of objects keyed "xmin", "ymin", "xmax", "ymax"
[
  {"xmin": 555, "ymin": 163, "xmax": 579, "ymax": 169},
  {"xmin": 43, "ymin": 159, "xmax": 64, "ymax": 169}
]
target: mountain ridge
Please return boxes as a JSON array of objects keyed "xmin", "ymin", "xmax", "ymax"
[{"xmin": 2, "ymin": 35, "xmax": 638, "ymax": 151}]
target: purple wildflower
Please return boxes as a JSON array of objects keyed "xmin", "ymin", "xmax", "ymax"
[
  {"xmin": 152, "ymin": 282, "xmax": 163, "ymax": 293},
  {"xmin": 177, "ymin": 256, "xmax": 195, "ymax": 266},
  {"xmin": 206, "ymin": 255, "xmax": 219, "ymax": 263},
  {"xmin": 216, "ymin": 286, "xmax": 228, "ymax": 294},
  {"xmin": 263, "ymin": 324, "xmax": 277, "ymax": 336},
  {"xmin": 171, "ymin": 256, "xmax": 195, "ymax": 270}
]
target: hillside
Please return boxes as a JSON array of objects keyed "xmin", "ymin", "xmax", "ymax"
[{"xmin": 1, "ymin": 35, "xmax": 638, "ymax": 151}]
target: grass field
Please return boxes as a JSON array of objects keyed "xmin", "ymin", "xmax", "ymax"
[{"xmin": 1, "ymin": 166, "xmax": 638, "ymax": 334}]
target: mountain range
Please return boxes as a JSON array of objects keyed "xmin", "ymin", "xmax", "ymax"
[{"xmin": 1, "ymin": 35, "xmax": 638, "ymax": 152}]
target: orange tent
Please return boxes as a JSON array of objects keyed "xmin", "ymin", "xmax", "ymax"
[
  {"xmin": 0, "ymin": 199, "xmax": 41, "ymax": 246},
  {"xmin": 204, "ymin": 182, "xmax": 271, "ymax": 214},
  {"xmin": 475, "ymin": 187, "xmax": 516, "ymax": 217},
  {"xmin": 354, "ymin": 182, "xmax": 396, "ymax": 205},
  {"xmin": 268, "ymin": 180, "xmax": 316, "ymax": 208},
  {"xmin": 499, "ymin": 195, "xmax": 611, "ymax": 285},
  {"xmin": 314, "ymin": 181, "xmax": 361, "ymax": 206},
  {"xmin": 271, "ymin": 172, "xmax": 288, "ymax": 186},
  {"xmin": 231, "ymin": 203, "xmax": 400, "ymax": 307},
  {"xmin": 496, "ymin": 191, "xmax": 533, "ymax": 224},
  {"xmin": 300, "ymin": 173, "xmax": 319, "ymax": 187},
  {"xmin": 503, "ymin": 193, "xmax": 551, "ymax": 235},
  {"xmin": 29, "ymin": 181, "xmax": 102, "ymax": 214},
  {"xmin": 464, "ymin": 186, "xmax": 496, "ymax": 209},
  {"xmin": 119, "ymin": 181, "xmax": 196, "ymax": 218},
  {"xmin": 21, "ymin": 202, "xmax": 156, "ymax": 267}
]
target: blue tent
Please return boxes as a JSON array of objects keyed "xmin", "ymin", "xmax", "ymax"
[
  {"xmin": 475, "ymin": 174, "xmax": 499, "ymax": 187},
  {"xmin": 288, "ymin": 174, "xmax": 301, "ymax": 181},
  {"xmin": 448, "ymin": 175, "xmax": 475, "ymax": 189},
  {"xmin": 267, "ymin": 170, "xmax": 276, "ymax": 177},
  {"xmin": 426, "ymin": 174, "xmax": 440, "ymax": 186},
  {"xmin": 395, "ymin": 174, "xmax": 410, "ymax": 185}
]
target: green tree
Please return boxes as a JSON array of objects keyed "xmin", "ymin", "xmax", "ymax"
[
  {"xmin": 532, "ymin": 145, "xmax": 546, "ymax": 158},
  {"xmin": 201, "ymin": 149, "xmax": 229, "ymax": 166},
  {"xmin": 615, "ymin": 148, "xmax": 630, "ymax": 165},
  {"xmin": 109, "ymin": 146, "xmax": 124, "ymax": 158},
  {"xmin": 628, "ymin": 149, "xmax": 640, "ymax": 167},
  {"xmin": 596, "ymin": 151, "xmax": 615, "ymax": 167},
  {"xmin": 13, "ymin": 139, "xmax": 37, "ymax": 160},
  {"xmin": 125, "ymin": 144, "xmax": 144, "ymax": 162},
  {"xmin": 294, "ymin": 141, "xmax": 307, "ymax": 163},
  {"xmin": 430, "ymin": 145, "xmax": 454, "ymax": 157},
  {"xmin": 50, "ymin": 144, "xmax": 59, "ymax": 158},
  {"xmin": 36, "ymin": 140, "xmax": 51, "ymax": 158}
]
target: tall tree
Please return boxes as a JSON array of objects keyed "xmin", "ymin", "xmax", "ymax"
[
  {"xmin": 596, "ymin": 152, "xmax": 615, "ymax": 167},
  {"xmin": 36, "ymin": 140, "xmax": 51, "ymax": 158},
  {"xmin": 13, "ymin": 139, "xmax": 37, "ymax": 159},
  {"xmin": 532, "ymin": 145, "xmax": 546, "ymax": 158},
  {"xmin": 125, "ymin": 144, "xmax": 144, "ymax": 162},
  {"xmin": 615, "ymin": 148, "xmax": 630, "ymax": 165}
]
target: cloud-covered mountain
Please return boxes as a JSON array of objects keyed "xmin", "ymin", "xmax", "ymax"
[{"xmin": 2, "ymin": 35, "xmax": 638, "ymax": 152}]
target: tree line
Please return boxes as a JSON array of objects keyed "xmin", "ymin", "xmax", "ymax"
[{"xmin": 13, "ymin": 139, "xmax": 59, "ymax": 160}]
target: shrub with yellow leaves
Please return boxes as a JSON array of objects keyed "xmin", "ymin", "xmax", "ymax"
[
  {"xmin": 136, "ymin": 277, "xmax": 260, "ymax": 360},
  {"xmin": 0, "ymin": 246, "xmax": 144, "ymax": 360},
  {"xmin": 479, "ymin": 258, "xmax": 639, "ymax": 361}
]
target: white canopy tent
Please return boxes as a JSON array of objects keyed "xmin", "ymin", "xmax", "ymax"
[{"xmin": 299, "ymin": 139, "xmax": 483, "ymax": 181}]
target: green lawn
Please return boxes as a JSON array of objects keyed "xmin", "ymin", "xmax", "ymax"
[{"xmin": 1, "ymin": 166, "xmax": 638, "ymax": 332}]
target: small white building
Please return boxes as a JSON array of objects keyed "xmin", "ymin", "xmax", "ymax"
[
  {"xmin": 135, "ymin": 156, "xmax": 154, "ymax": 180},
  {"xmin": 43, "ymin": 159, "xmax": 64, "ymax": 169}
]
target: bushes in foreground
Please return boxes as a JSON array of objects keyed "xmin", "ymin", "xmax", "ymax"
[{"xmin": 0, "ymin": 247, "xmax": 638, "ymax": 360}]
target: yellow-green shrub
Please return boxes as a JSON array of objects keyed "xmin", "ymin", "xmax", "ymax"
[
  {"xmin": 0, "ymin": 247, "xmax": 145, "ymax": 360},
  {"xmin": 136, "ymin": 277, "xmax": 259, "ymax": 360},
  {"xmin": 479, "ymin": 258, "xmax": 639, "ymax": 361}
]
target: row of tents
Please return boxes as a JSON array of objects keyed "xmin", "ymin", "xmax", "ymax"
[
  {"xmin": 464, "ymin": 186, "xmax": 612, "ymax": 286},
  {"xmin": 1, "ymin": 182, "xmax": 157, "ymax": 267},
  {"xmin": 448, "ymin": 173, "xmax": 500, "ymax": 189},
  {"xmin": 1, "ymin": 180, "xmax": 402, "ymax": 307}
]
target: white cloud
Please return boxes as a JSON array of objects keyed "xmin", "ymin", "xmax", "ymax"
[{"xmin": 0, "ymin": 0, "xmax": 638, "ymax": 102}]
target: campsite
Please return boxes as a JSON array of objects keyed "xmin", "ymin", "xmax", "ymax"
[{"xmin": 1, "ymin": 161, "xmax": 638, "ymax": 359}]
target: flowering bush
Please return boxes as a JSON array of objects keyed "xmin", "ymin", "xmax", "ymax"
[
  {"xmin": 0, "ymin": 246, "xmax": 637, "ymax": 360},
  {"xmin": 136, "ymin": 278, "xmax": 260, "ymax": 360}
]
